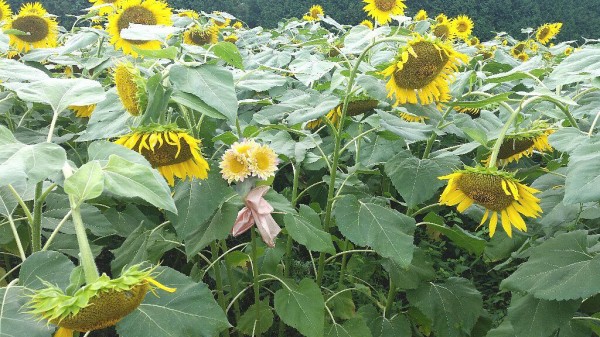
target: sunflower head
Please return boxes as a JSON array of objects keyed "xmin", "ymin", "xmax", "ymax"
[
  {"xmin": 177, "ymin": 9, "xmax": 198, "ymax": 19},
  {"xmin": 439, "ymin": 166, "xmax": 542, "ymax": 237},
  {"xmin": 510, "ymin": 41, "xmax": 527, "ymax": 57},
  {"xmin": 517, "ymin": 52, "xmax": 529, "ymax": 62},
  {"xmin": 211, "ymin": 12, "xmax": 231, "ymax": 28},
  {"xmin": 224, "ymin": 34, "xmax": 238, "ymax": 43},
  {"xmin": 414, "ymin": 9, "xmax": 427, "ymax": 21},
  {"xmin": 113, "ymin": 61, "xmax": 147, "ymax": 116},
  {"xmin": 536, "ymin": 22, "xmax": 562, "ymax": 45},
  {"xmin": 220, "ymin": 139, "xmax": 278, "ymax": 183},
  {"xmin": 431, "ymin": 21, "xmax": 456, "ymax": 41},
  {"xmin": 183, "ymin": 25, "xmax": 219, "ymax": 46},
  {"xmin": 382, "ymin": 34, "xmax": 468, "ymax": 106},
  {"xmin": 360, "ymin": 20, "xmax": 374, "ymax": 30},
  {"xmin": 306, "ymin": 98, "xmax": 378, "ymax": 129},
  {"xmin": 107, "ymin": 0, "xmax": 173, "ymax": 57},
  {"xmin": 89, "ymin": 0, "xmax": 119, "ymax": 16},
  {"xmin": 467, "ymin": 36, "xmax": 480, "ymax": 46},
  {"xmin": 363, "ymin": 0, "xmax": 406, "ymax": 25},
  {"xmin": 453, "ymin": 106, "xmax": 481, "ymax": 118},
  {"xmin": 115, "ymin": 124, "xmax": 210, "ymax": 186},
  {"xmin": 435, "ymin": 13, "xmax": 448, "ymax": 24},
  {"xmin": 69, "ymin": 105, "xmax": 96, "ymax": 118},
  {"xmin": 564, "ymin": 47, "xmax": 573, "ymax": 56},
  {"xmin": 452, "ymin": 15, "xmax": 473, "ymax": 39},
  {"xmin": 28, "ymin": 265, "xmax": 175, "ymax": 335},
  {"xmin": 487, "ymin": 122, "xmax": 554, "ymax": 165},
  {"xmin": 233, "ymin": 21, "xmax": 243, "ymax": 29},
  {"xmin": 303, "ymin": 4, "xmax": 324, "ymax": 21},
  {"xmin": 6, "ymin": 2, "xmax": 58, "ymax": 52},
  {"xmin": 399, "ymin": 111, "xmax": 427, "ymax": 123},
  {"xmin": 0, "ymin": 0, "xmax": 12, "ymax": 22}
]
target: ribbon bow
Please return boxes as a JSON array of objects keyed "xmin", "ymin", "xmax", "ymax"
[{"xmin": 231, "ymin": 186, "xmax": 281, "ymax": 247}]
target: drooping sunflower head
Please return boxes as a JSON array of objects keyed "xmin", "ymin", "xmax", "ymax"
[
  {"xmin": 113, "ymin": 61, "xmax": 147, "ymax": 116},
  {"xmin": 69, "ymin": 105, "xmax": 96, "ymax": 118},
  {"xmin": 306, "ymin": 98, "xmax": 378, "ymax": 129},
  {"xmin": 510, "ymin": 41, "xmax": 527, "ymax": 57},
  {"xmin": 435, "ymin": 13, "xmax": 448, "ymax": 24},
  {"xmin": 452, "ymin": 15, "xmax": 473, "ymax": 39},
  {"xmin": 232, "ymin": 21, "xmax": 243, "ymax": 29},
  {"xmin": 0, "ymin": 0, "xmax": 12, "ymax": 22},
  {"xmin": 107, "ymin": 0, "xmax": 172, "ymax": 57},
  {"xmin": 536, "ymin": 22, "xmax": 562, "ymax": 45},
  {"xmin": 303, "ymin": 4, "xmax": 324, "ymax": 21},
  {"xmin": 382, "ymin": 34, "xmax": 468, "ymax": 106},
  {"xmin": 6, "ymin": 2, "xmax": 58, "ymax": 52},
  {"xmin": 467, "ymin": 36, "xmax": 480, "ymax": 47},
  {"xmin": 29, "ymin": 265, "xmax": 175, "ymax": 337},
  {"xmin": 453, "ymin": 106, "xmax": 481, "ymax": 118},
  {"xmin": 486, "ymin": 122, "xmax": 554, "ymax": 165},
  {"xmin": 399, "ymin": 111, "xmax": 427, "ymax": 123},
  {"xmin": 363, "ymin": 0, "xmax": 406, "ymax": 25},
  {"xmin": 220, "ymin": 139, "xmax": 278, "ymax": 183},
  {"xmin": 115, "ymin": 124, "xmax": 210, "ymax": 186},
  {"xmin": 211, "ymin": 12, "xmax": 231, "ymax": 28},
  {"xmin": 360, "ymin": 20, "xmax": 374, "ymax": 30},
  {"xmin": 431, "ymin": 21, "xmax": 456, "ymax": 41},
  {"xmin": 224, "ymin": 34, "xmax": 238, "ymax": 43},
  {"xmin": 183, "ymin": 25, "xmax": 218, "ymax": 46},
  {"xmin": 414, "ymin": 9, "xmax": 427, "ymax": 21},
  {"xmin": 89, "ymin": 0, "xmax": 119, "ymax": 16},
  {"xmin": 517, "ymin": 52, "xmax": 529, "ymax": 62},
  {"xmin": 439, "ymin": 166, "xmax": 542, "ymax": 237}
]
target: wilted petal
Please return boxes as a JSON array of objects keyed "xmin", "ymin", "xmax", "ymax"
[
  {"xmin": 231, "ymin": 207, "xmax": 254, "ymax": 236},
  {"xmin": 254, "ymin": 213, "xmax": 282, "ymax": 248}
]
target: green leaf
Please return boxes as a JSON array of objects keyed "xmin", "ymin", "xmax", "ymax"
[
  {"xmin": 452, "ymin": 92, "xmax": 512, "ymax": 108},
  {"xmin": 360, "ymin": 133, "xmax": 405, "ymax": 168},
  {"xmin": 139, "ymin": 73, "xmax": 173, "ymax": 125},
  {"xmin": 486, "ymin": 319, "xmax": 515, "ymax": 337},
  {"xmin": 169, "ymin": 65, "xmax": 238, "ymax": 123},
  {"xmin": 76, "ymin": 90, "xmax": 133, "ymax": 142},
  {"xmin": 237, "ymin": 300, "xmax": 274, "ymax": 335},
  {"xmin": 171, "ymin": 91, "xmax": 227, "ymax": 120},
  {"xmin": 501, "ymin": 230, "xmax": 600, "ymax": 300},
  {"xmin": 359, "ymin": 305, "xmax": 411, "ymax": 337},
  {"xmin": 133, "ymin": 46, "xmax": 178, "ymax": 59},
  {"xmin": 547, "ymin": 46, "xmax": 600, "ymax": 87},
  {"xmin": 426, "ymin": 223, "xmax": 486, "ymax": 255},
  {"xmin": 378, "ymin": 111, "xmax": 434, "ymax": 142},
  {"xmin": 64, "ymin": 161, "xmax": 104, "ymax": 204},
  {"xmin": 110, "ymin": 225, "xmax": 179, "ymax": 273},
  {"xmin": 284, "ymin": 205, "xmax": 335, "ymax": 254},
  {"xmin": 102, "ymin": 154, "xmax": 177, "ymax": 214},
  {"xmin": 486, "ymin": 55, "xmax": 544, "ymax": 83},
  {"xmin": 274, "ymin": 278, "xmax": 325, "ymax": 337},
  {"xmin": 11, "ymin": 78, "xmax": 105, "ymax": 113},
  {"xmin": 385, "ymin": 151, "xmax": 460, "ymax": 208},
  {"xmin": 407, "ymin": 277, "xmax": 483, "ymax": 337},
  {"xmin": 236, "ymin": 71, "xmax": 287, "ymax": 92},
  {"xmin": 564, "ymin": 137, "xmax": 600, "ymax": 204},
  {"xmin": 334, "ymin": 195, "xmax": 416, "ymax": 267},
  {"xmin": 213, "ymin": 42, "xmax": 244, "ymax": 69},
  {"xmin": 0, "ymin": 185, "xmax": 18, "ymax": 216},
  {"xmin": 382, "ymin": 248, "xmax": 435, "ymax": 290},
  {"xmin": 116, "ymin": 267, "xmax": 230, "ymax": 337},
  {"xmin": 507, "ymin": 294, "xmax": 580, "ymax": 337},
  {"xmin": 0, "ymin": 59, "xmax": 49, "ymax": 82},
  {"xmin": 326, "ymin": 318, "xmax": 373, "ymax": 337},
  {"xmin": 19, "ymin": 251, "xmax": 75, "ymax": 290},
  {"xmin": 0, "ymin": 285, "xmax": 53, "ymax": 337}
]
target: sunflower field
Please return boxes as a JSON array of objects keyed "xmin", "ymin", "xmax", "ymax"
[{"xmin": 1, "ymin": 0, "xmax": 600, "ymax": 336}]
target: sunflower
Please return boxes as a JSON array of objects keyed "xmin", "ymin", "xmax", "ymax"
[
  {"xmin": 382, "ymin": 34, "xmax": 468, "ymax": 106},
  {"xmin": 211, "ymin": 12, "xmax": 231, "ymax": 28},
  {"xmin": 414, "ymin": 9, "xmax": 427, "ymax": 21},
  {"xmin": 435, "ymin": 13, "xmax": 448, "ymax": 24},
  {"xmin": 306, "ymin": 99, "xmax": 378, "ymax": 129},
  {"xmin": 303, "ymin": 5, "xmax": 324, "ymax": 21},
  {"xmin": 431, "ymin": 21, "xmax": 456, "ymax": 41},
  {"xmin": 486, "ymin": 125, "xmax": 554, "ymax": 165},
  {"xmin": 107, "ymin": 0, "xmax": 172, "ymax": 57},
  {"xmin": 399, "ymin": 111, "xmax": 426, "ymax": 123},
  {"xmin": 220, "ymin": 139, "xmax": 278, "ymax": 183},
  {"xmin": 6, "ymin": 2, "xmax": 58, "ymax": 52},
  {"xmin": 220, "ymin": 149, "xmax": 252, "ymax": 183},
  {"xmin": 439, "ymin": 166, "xmax": 542, "ymax": 237},
  {"xmin": 452, "ymin": 15, "xmax": 473, "ymax": 39},
  {"xmin": 29, "ymin": 265, "xmax": 175, "ymax": 337},
  {"xmin": 233, "ymin": 21, "xmax": 243, "ymax": 29},
  {"xmin": 510, "ymin": 41, "xmax": 527, "ymax": 57},
  {"xmin": 527, "ymin": 39, "xmax": 539, "ymax": 52},
  {"xmin": 564, "ymin": 47, "xmax": 573, "ymax": 56},
  {"xmin": 248, "ymin": 144, "xmax": 279, "ymax": 180},
  {"xmin": 177, "ymin": 9, "xmax": 198, "ymax": 19},
  {"xmin": 360, "ymin": 20, "xmax": 374, "ymax": 30},
  {"xmin": 467, "ymin": 36, "xmax": 480, "ymax": 46},
  {"xmin": 69, "ymin": 105, "xmax": 96, "ymax": 118},
  {"xmin": 363, "ymin": 0, "xmax": 406, "ymax": 25},
  {"xmin": 453, "ymin": 106, "xmax": 481, "ymax": 118},
  {"xmin": 0, "ymin": 0, "xmax": 12, "ymax": 22},
  {"xmin": 535, "ymin": 22, "xmax": 562, "ymax": 45},
  {"xmin": 224, "ymin": 34, "xmax": 238, "ymax": 43},
  {"xmin": 183, "ymin": 25, "xmax": 218, "ymax": 46},
  {"xmin": 517, "ymin": 53, "xmax": 529, "ymax": 62},
  {"xmin": 113, "ymin": 62, "xmax": 147, "ymax": 116},
  {"xmin": 89, "ymin": 0, "xmax": 119, "ymax": 15}
]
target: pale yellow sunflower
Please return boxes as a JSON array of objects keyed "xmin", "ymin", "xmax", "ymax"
[
  {"xmin": 0, "ymin": 0, "xmax": 12, "ymax": 22},
  {"xmin": 382, "ymin": 34, "xmax": 468, "ymax": 106},
  {"xmin": 6, "ymin": 2, "xmax": 58, "ymax": 52},
  {"xmin": 115, "ymin": 124, "xmax": 210, "ymax": 186},
  {"xmin": 89, "ymin": 0, "xmax": 119, "ymax": 15},
  {"xmin": 69, "ymin": 105, "xmax": 96, "ymax": 118},
  {"xmin": 452, "ymin": 15, "xmax": 473, "ymax": 39},
  {"xmin": 220, "ymin": 149, "xmax": 251, "ymax": 184},
  {"xmin": 363, "ymin": 0, "xmax": 406, "ymax": 25},
  {"xmin": 220, "ymin": 139, "xmax": 278, "ymax": 183},
  {"xmin": 414, "ymin": 9, "xmax": 427, "ymax": 21},
  {"xmin": 107, "ymin": 0, "xmax": 172, "ymax": 57},
  {"xmin": 113, "ymin": 62, "xmax": 147, "ymax": 116},
  {"xmin": 439, "ymin": 166, "xmax": 542, "ymax": 237},
  {"xmin": 360, "ymin": 20, "xmax": 374, "ymax": 30},
  {"xmin": 303, "ymin": 5, "xmax": 324, "ymax": 21},
  {"xmin": 536, "ymin": 22, "xmax": 562, "ymax": 45},
  {"xmin": 248, "ymin": 144, "xmax": 278, "ymax": 180},
  {"xmin": 183, "ymin": 25, "xmax": 218, "ymax": 46}
]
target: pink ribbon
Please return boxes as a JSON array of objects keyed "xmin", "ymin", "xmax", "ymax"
[{"xmin": 231, "ymin": 186, "xmax": 281, "ymax": 247}]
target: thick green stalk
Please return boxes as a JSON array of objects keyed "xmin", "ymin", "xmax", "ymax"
[
  {"xmin": 70, "ymin": 197, "xmax": 100, "ymax": 284},
  {"xmin": 487, "ymin": 105, "xmax": 519, "ymax": 168},
  {"xmin": 384, "ymin": 279, "xmax": 396, "ymax": 318},
  {"xmin": 211, "ymin": 242, "xmax": 230, "ymax": 337},
  {"xmin": 221, "ymin": 241, "xmax": 242, "ymax": 326},
  {"xmin": 31, "ymin": 182, "xmax": 43, "ymax": 252},
  {"xmin": 251, "ymin": 228, "xmax": 261, "ymax": 336}
]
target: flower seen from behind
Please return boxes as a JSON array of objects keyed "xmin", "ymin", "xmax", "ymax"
[
  {"xmin": 113, "ymin": 61, "xmax": 147, "ymax": 116},
  {"xmin": 414, "ymin": 9, "xmax": 427, "ymax": 21}
]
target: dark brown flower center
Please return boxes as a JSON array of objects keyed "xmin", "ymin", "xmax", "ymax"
[
  {"xmin": 346, "ymin": 99, "xmax": 379, "ymax": 116},
  {"xmin": 136, "ymin": 135, "xmax": 194, "ymax": 167},
  {"xmin": 117, "ymin": 6, "xmax": 157, "ymax": 45},
  {"xmin": 538, "ymin": 27, "xmax": 550, "ymax": 39},
  {"xmin": 393, "ymin": 41, "xmax": 448, "ymax": 89},
  {"xmin": 374, "ymin": 0, "xmax": 396, "ymax": 11},
  {"xmin": 433, "ymin": 24, "xmax": 450, "ymax": 40},
  {"xmin": 497, "ymin": 138, "xmax": 535, "ymax": 160},
  {"xmin": 11, "ymin": 15, "xmax": 49, "ymax": 43},
  {"xmin": 187, "ymin": 29, "xmax": 212, "ymax": 45},
  {"xmin": 456, "ymin": 173, "xmax": 515, "ymax": 211},
  {"xmin": 456, "ymin": 21, "xmax": 469, "ymax": 32}
]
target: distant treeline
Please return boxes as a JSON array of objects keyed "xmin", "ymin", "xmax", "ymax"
[{"xmin": 6, "ymin": 0, "xmax": 600, "ymax": 42}]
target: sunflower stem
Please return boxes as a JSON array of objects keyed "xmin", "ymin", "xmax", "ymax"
[
  {"xmin": 422, "ymin": 105, "xmax": 454, "ymax": 160},
  {"xmin": 210, "ymin": 242, "xmax": 230, "ymax": 337},
  {"xmin": 7, "ymin": 184, "xmax": 33, "ymax": 225},
  {"xmin": 488, "ymin": 104, "xmax": 519, "ymax": 168},
  {"xmin": 30, "ymin": 182, "xmax": 44, "ymax": 253},
  {"xmin": 70, "ymin": 198, "xmax": 100, "ymax": 284},
  {"xmin": 384, "ymin": 279, "xmax": 396, "ymax": 319},
  {"xmin": 250, "ymin": 228, "xmax": 261, "ymax": 336},
  {"xmin": 7, "ymin": 213, "xmax": 26, "ymax": 261},
  {"xmin": 220, "ymin": 241, "xmax": 242, "ymax": 326}
]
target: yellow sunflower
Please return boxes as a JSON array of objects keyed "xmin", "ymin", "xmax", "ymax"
[
  {"xmin": 439, "ymin": 166, "xmax": 542, "ymax": 237},
  {"xmin": 89, "ymin": 0, "xmax": 119, "ymax": 15},
  {"xmin": 306, "ymin": 99, "xmax": 378, "ymax": 129},
  {"xmin": 399, "ymin": 111, "xmax": 426, "ymax": 123},
  {"xmin": 303, "ymin": 5, "xmax": 324, "ymax": 21},
  {"xmin": 435, "ymin": 13, "xmax": 448, "ymax": 24},
  {"xmin": 382, "ymin": 34, "xmax": 468, "ymax": 106},
  {"xmin": 224, "ymin": 34, "xmax": 238, "ymax": 43},
  {"xmin": 177, "ymin": 9, "xmax": 198, "ymax": 19},
  {"xmin": 69, "ymin": 105, "xmax": 96, "ymax": 118},
  {"xmin": 536, "ymin": 22, "xmax": 562, "ymax": 45},
  {"xmin": 486, "ymin": 126, "xmax": 554, "ymax": 165},
  {"xmin": 360, "ymin": 20, "xmax": 374, "ymax": 30},
  {"xmin": 211, "ymin": 12, "xmax": 231, "ymax": 28},
  {"xmin": 431, "ymin": 21, "xmax": 456, "ymax": 41},
  {"xmin": 183, "ymin": 25, "xmax": 218, "ymax": 46},
  {"xmin": 113, "ymin": 62, "xmax": 147, "ymax": 116},
  {"xmin": 107, "ymin": 0, "xmax": 172, "ymax": 57},
  {"xmin": 510, "ymin": 41, "xmax": 527, "ymax": 57},
  {"xmin": 467, "ymin": 36, "xmax": 480, "ymax": 46},
  {"xmin": 363, "ymin": 0, "xmax": 406, "ymax": 25},
  {"xmin": 414, "ymin": 9, "xmax": 427, "ymax": 21},
  {"xmin": 453, "ymin": 106, "xmax": 481, "ymax": 118},
  {"xmin": 517, "ymin": 53, "xmax": 529, "ymax": 62},
  {"xmin": 248, "ymin": 144, "xmax": 279, "ymax": 180},
  {"xmin": 115, "ymin": 124, "xmax": 210, "ymax": 186},
  {"xmin": 232, "ymin": 21, "xmax": 243, "ymax": 29},
  {"xmin": 0, "ymin": 0, "xmax": 12, "ymax": 22},
  {"xmin": 452, "ymin": 15, "xmax": 473, "ymax": 39},
  {"xmin": 564, "ymin": 47, "xmax": 573, "ymax": 56},
  {"xmin": 6, "ymin": 2, "xmax": 58, "ymax": 52}
]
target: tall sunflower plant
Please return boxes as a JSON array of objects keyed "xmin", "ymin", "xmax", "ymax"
[{"xmin": 2, "ymin": 1, "xmax": 600, "ymax": 337}]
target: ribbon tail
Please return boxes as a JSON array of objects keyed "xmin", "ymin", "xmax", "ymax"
[
  {"xmin": 231, "ymin": 207, "xmax": 254, "ymax": 236},
  {"xmin": 255, "ymin": 213, "xmax": 282, "ymax": 248}
]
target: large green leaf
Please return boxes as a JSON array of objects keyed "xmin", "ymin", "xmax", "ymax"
[
  {"xmin": 213, "ymin": 42, "xmax": 244, "ymax": 69},
  {"xmin": 426, "ymin": 222, "xmax": 487, "ymax": 255},
  {"xmin": 326, "ymin": 318, "xmax": 372, "ymax": 337},
  {"xmin": 501, "ymin": 230, "xmax": 600, "ymax": 300},
  {"xmin": 507, "ymin": 294, "xmax": 580, "ymax": 337},
  {"xmin": 407, "ymin": 277, "xmax": 483, "ymax": 337},
  {"xmin": 284, "ymin": 205, "xmax": 335, "ymax": 254},
  {"xmin": 358, "ymin": 305, "xmax": 411, "ymax": 337},
  {"xmin": 64, "ymin": 161, "xmax": 104, "ymax": 205},
  {"xmin": 102, "ymin": 155, "xmax": 177, "ymax": 214},
  {"xmin": 334, "ymin": 195, "xmax": 416, "ymax": 267},
  {"xmin": 110, "ymin": 225, "xmax": 179, "ymax": 273},
  {"xmin": 385, "ymin": 151, "xmax": 460, "ymax": 208},
  {"xmin": 378, "ymin": 111, "xmax": 434, "ymax": 142},
  {"xmin": 563, "ymin": 137, "xmax": 600, "ymax": 204},
  {"xmin": 116, "ymin": 267, "xmax": 230, "ymax": 337},
  {"xmin": 169, "ymin": 64, "xmax": 238, "ymax": 122},
  {"xmin": 274, "ymin": 278, "xmax": 325, "ymax": 337},
  {"xmin": 546, "ymin": 46, "xmax": 600, "ymax": 87},
  {"xmin": 19, "ymin": 251, "xmax": 75, "ymax": 290},
  {"xmin": 0, "ymin": 285, "xmax": 53, "ymax": 337},
  {"xmin": 236, "ymin": 71, "xmax": 287, "ymax": 92},
  {"xmin": 0, "ymin": 59, "xmax": 49, "ymax": 82},
  {"xmin": 236, "ymin": 300, "xmax": 274, "ymax": 335},
  {"xmin": 382, "ymin": 248, "xmax": 435, "ymax": 290},
  {"xmin": 11, "ymin": 78, "xmax": 105, "ymax": 113}
]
